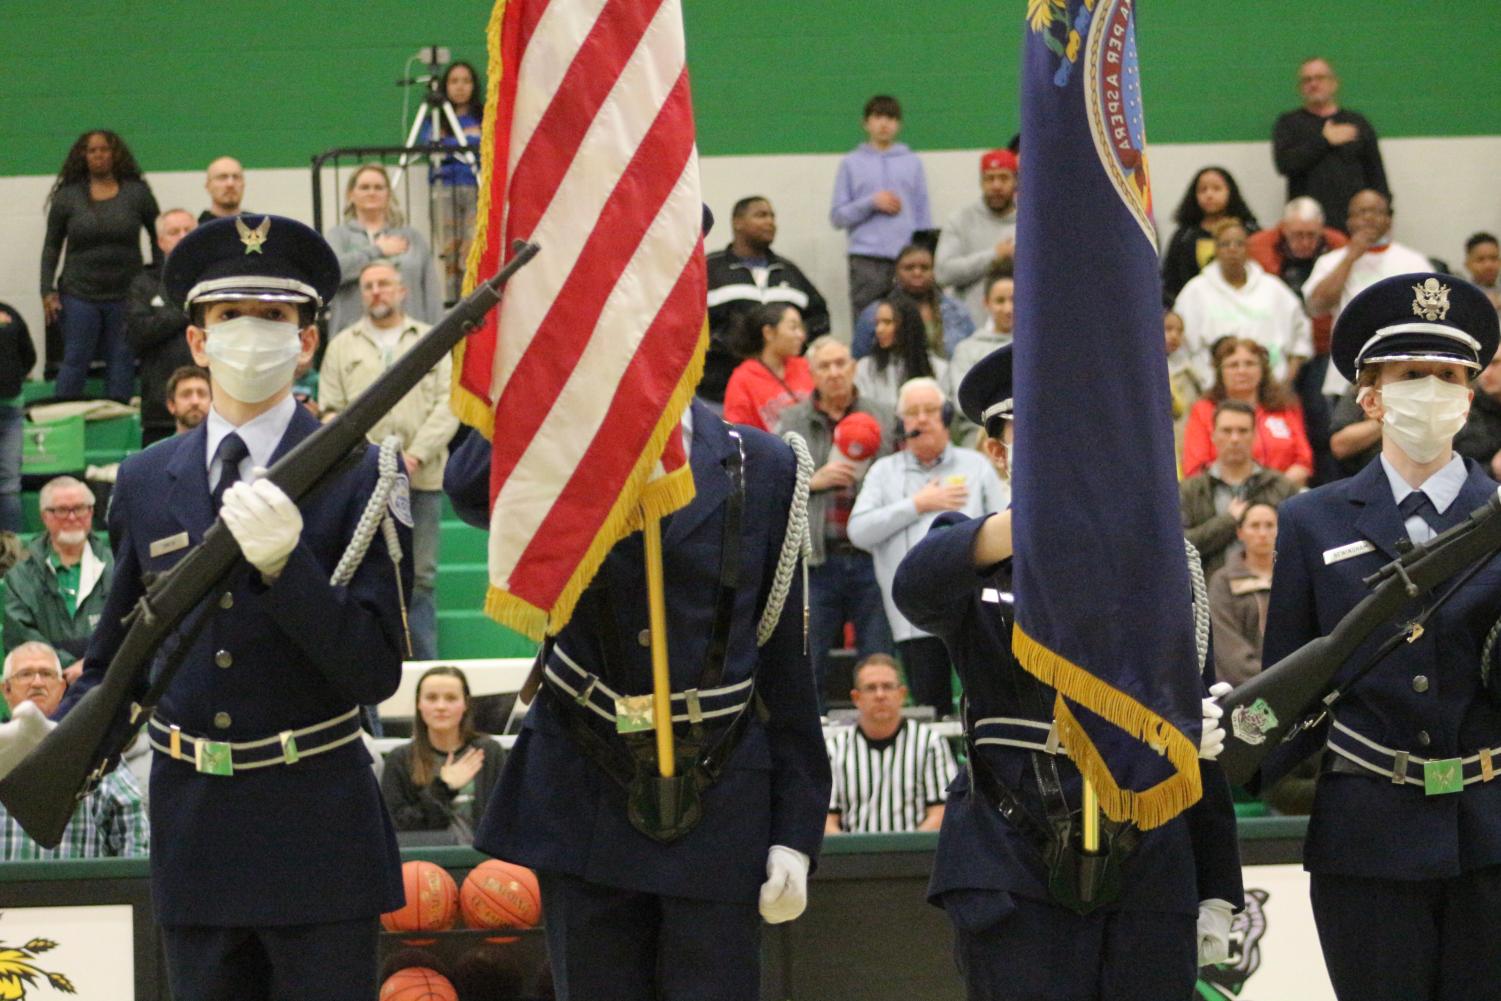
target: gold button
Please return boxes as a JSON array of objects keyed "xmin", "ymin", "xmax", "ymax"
[
  {"xmin": 213, "ymin": 712, "xmax": 232, "ymax": 730},
  {"xmin": 215, "ymin": 650, "xmax": 233, "ymax": 669},
  {"xmin": 637, "ymin": 629, "xmax": 651, "ymax": 648},
  {"xmin": 1412, "ymin": 675, "xmax": 1430, "ymax": 693},
  {"xmin": 220, "ymin": 592, "xmax": 234, "ymax": 610}
]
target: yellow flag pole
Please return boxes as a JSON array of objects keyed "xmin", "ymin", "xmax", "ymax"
[
  {"xmin": 1082, "ymin": 779, "xmax": 1101, "ymax": 852},
  {"xmin": 643, "ymin": 511, "xmax": 676, "ymax": 778}
]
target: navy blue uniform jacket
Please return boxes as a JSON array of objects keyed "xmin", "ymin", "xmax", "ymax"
[
  {"xmin": 62, "ymin": 407, "xmax": 411, "ymax": 926},
  {"xmin": 895, "ymin": 513, "xmax": 1244, "ymax": 915},
  {"xmin": 1263, "ymin": 457, "xmax": 1501, "ymax": 880},
  {"xmin": 445, "ymin": 402, "xmax": 831, "ymax": 904}
]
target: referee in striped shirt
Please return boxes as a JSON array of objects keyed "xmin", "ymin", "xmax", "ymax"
[{"xmin": 825, "ymin": 654, "xmax": 957, "ymax": 833}]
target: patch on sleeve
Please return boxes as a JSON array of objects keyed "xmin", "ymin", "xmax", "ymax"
[{"xmin": 388, "ymin": 473, "xmax": 414, "ymax": 528}]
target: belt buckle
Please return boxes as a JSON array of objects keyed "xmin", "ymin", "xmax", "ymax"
[
  {"xmin": 278, "ymin": 730, "xmax": 300, "ymax": 765},
  {"xmin": 194, "ymin": 739, "xmax": 234, "ymax": 776},
  {"xmin": 1422, "ymin": 757, "xmax": 1463, "ymax": 795},
  {"xmin": 615, "ymin": 695, "xmax": 655, "ymax": 734}
]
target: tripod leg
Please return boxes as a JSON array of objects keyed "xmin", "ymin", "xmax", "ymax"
[{"xmin": 391, "ymin": 104, "xmax": 432, "ymax": 189}]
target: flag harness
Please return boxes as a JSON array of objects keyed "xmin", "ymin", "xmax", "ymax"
[{"xmin": 538, "ymin": 430, "xmax": 812, "ymax": 843}]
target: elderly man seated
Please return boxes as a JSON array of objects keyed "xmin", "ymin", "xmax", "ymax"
[
  {"xmin": 3, "ymin": 476, "xmax": 114, "ymax": 681},
  {"xmin": 0, "ymin": 641, "xmax": 148, "ymax": 859}
]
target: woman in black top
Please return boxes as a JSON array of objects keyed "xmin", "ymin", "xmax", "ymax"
[
  {"xmin": 1160, "ymin": 166, "xmax": 1258, "ymax": 304},
  {"xmin": 40, "ymin": 130, "xmax": 160, "ymax": 402},
  {"xmin": 381, "ymin": 666, "xmax": 505, "ymax": 841}
]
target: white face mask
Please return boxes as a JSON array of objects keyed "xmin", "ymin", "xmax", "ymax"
[
  {"xmin": 1377, "ymin": 375, "xmax": 1470, "ymax": 464},
  {"xmin": 203, "ymin": 316, "xmax": 303, "ymax": 404}
]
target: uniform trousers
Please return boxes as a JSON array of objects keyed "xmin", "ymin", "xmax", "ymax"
[
  {"xmin": 947, "ymin": 889, "xmax": 1196, "ymax": 1001},
  {"xmin": 160, "ymin": 917, "xmax": 378, "ymax": 1001},
  {"xmin": 1311, "ymin": 865, "xmax": 1501, "ymax": 1001},
  {"xmin": 537, "ymin": 869, "xmax": 761, "ymax": 1001}
]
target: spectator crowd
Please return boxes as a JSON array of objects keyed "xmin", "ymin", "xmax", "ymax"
[{"xmin": 2, "ymin": 52, "xmax": 1496, "ymax": 861}]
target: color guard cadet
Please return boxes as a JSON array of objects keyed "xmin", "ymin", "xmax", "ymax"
[
  {"xmin": 1261, "ymin": 273, "xmax": 1501, "ymax": 1001},
  {"xmin": 446, "ymin": 400, "xmax": 831, "ymax": 1001},
  {"xmin": 59, "ymin": 215, "xmax": 412, "ymax": 1001},
  {"xmin": 894, "ymin": 344, "xmax": 1244, "ymax": 1001}
]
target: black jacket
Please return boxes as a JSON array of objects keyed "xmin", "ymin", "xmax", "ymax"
[
  {"xmin": 381, "ymin": 737, "xmax": 506, "ymax": 835},
  {"xmin": 0, "ymin": 302, "xmax": 37, "ymax": 399},
  {"xmin": 700, "ymin": 245, "xmax": 829, "ymax": 403},
  {"xmin": 125, "ymin": 264, "xmax": 194, "ymax": 439},
  {"xmin": 1272, "ymin": 108, "xmax": 1388, "ymax": 233}
]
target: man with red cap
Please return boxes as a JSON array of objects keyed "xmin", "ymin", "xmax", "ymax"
[
  {"xmin": 936, "ymin": 149, "xmax": 1019, "ymax": 326},
  {"xmin": 774, "ymin": 335, "xmax": 897, "ymax": 710}
]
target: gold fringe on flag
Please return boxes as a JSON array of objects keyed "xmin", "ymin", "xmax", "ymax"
[
  {"xmin": 450, "ymin": 0, "xmax": 510, "ymax": 441},
  {"xmin": 1013, "ymin": 622, "xmax": 1203, "ymax": 830}
]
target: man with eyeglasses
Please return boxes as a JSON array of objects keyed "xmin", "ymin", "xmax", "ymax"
[
  {"xmin": 0, "ymin": 640, "xmax": 148, "ymax": 859},
  {"xmin": 1272, "ymin": 57, "xmax": 1388, "ymax": 234},
  {"xmin": 848, "ymin": 377, "xmax": 1006, "ymax": 717},
  {"xmin": 825, "ymin": 653, "xmax": 956, "ymax": 833},
  {"xmin": 319, "ymin": 259, "xmax": 457, "ymax": 660},
  {"xmin": 2, "ymin": 476, "xmax": 113, "ymax": 682}
]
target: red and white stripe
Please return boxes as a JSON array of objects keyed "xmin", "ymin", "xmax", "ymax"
[{"xmin": 475, "ymin": 0, "xmax": 705, "ymax": 620}]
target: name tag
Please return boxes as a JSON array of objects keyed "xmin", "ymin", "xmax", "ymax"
[
  {"xmin": 149, "ymin": 532, "xmax": 190, "ymax": 558},
  {"xmin": 1323, "ymin": 540, "xmax": 1376, "ymax": 565}
]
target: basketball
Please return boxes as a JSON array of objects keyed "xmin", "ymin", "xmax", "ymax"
[
  {"xmin": 380, "ymin": 966, "xmax": 458, "ymax": 1001},
  {"xmin": 460, "ymin": 859, "xmax": 542, "ymax": 931},
  {"xmin": 381, "ymin": 860, "xmax": 460, "ymax": 933}
]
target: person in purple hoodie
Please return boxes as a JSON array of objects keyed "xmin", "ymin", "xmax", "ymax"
[{"xmin": 830, "ymin": 95, "xmax": 932, "ymax": 326}]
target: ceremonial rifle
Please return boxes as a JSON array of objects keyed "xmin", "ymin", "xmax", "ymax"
[
  {"xmin": 1219, "ymin": 485, "xmax": 1501, "ymax": 787},
  {"xmin": 0, "ymin": 241, "xmax": 540, "ymax": 848}
]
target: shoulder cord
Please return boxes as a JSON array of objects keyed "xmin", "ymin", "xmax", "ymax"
[
  {"xmin": 332, "ymin": 435, "xmax": 406, "ymax": 587},
  {"xmin": 1185, "ymin": 537, "xmax": 1210, "ymax": 675},
  {"xmin": 758, "ymin": 431, "xmax": 813, "ymax": 648}
]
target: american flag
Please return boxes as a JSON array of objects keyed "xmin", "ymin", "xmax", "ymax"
[{"xmin": 453, "ymin": 0, "xmax": 707, "ymax": 641}]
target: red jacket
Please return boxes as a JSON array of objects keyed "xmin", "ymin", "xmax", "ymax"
[
  {"xmin": 1182, "ymin": 396, "xmax": 1313, "ymax": 478},
  {"xmin": 722, "ymin": 356, "xmax": 813, "ymax": 432}
]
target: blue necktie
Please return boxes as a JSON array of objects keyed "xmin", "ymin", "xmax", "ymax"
[
  {"xmin": 212, "ymin": 433, "xmax": 249, "ymax": 510},
  {"xmin": 1398, "ymin": 490, "xmax": 1440, "ymax": 538}
]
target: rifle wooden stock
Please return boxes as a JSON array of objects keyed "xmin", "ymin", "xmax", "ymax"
[
  {"xmin": 0, "ymin": 241, "xmax": 539, "ymax": 847},
  {"xmin": 1219, "ymin": 485, "xmax": 1501, "ymax": 787}
]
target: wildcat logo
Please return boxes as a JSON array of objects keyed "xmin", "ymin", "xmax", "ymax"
[
  {"xmin": 1231, "ymin": 699, "xmax": 1279, "ymax": 746},
  {"xmin": 1197, "ymin": 888, "xmax": 1269, "ymax": 999},
  {"xmin": 0, "ymin": 937, "xmax": 77, "ymax": 997}
]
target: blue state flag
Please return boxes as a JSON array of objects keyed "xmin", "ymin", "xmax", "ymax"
[{"xmin": 1011, "ymin": 0, "xmax": 1202, "ymax": 828}]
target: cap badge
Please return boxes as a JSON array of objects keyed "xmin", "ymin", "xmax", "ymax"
[
  {"xmin": 235, "ymin": 216, "xmax": 271, "ymax": 255},
  {"xmin": 1411, "ymin": 277, "xmax": 1451, "ymax": 322}
]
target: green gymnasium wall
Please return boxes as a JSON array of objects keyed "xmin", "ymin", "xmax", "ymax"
[{"xmin": 4, "ymin": 0, "xmax": 1496, "ymax": 177}]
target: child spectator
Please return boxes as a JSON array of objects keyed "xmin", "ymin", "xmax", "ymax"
[{"xmin": 830, "ymin": 96, "xmax": 932, "ymax": 325}]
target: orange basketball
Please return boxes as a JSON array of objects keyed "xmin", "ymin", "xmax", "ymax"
[
  {"xmin": 460, "ymin": 860, "xmax": 542, "ymax": 931},
  {"xmin": 381, "ymin": 860, "xmax": 460, "ymax": 933},
  {"xmin": 380, "ymin": 966, "xmax": 458, "ymax": 1001}
]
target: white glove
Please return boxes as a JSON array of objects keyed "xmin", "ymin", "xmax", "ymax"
[
  {"xmin": 0, "ymin": 700, "xmax": 57, "ymax": 781},
  {"xmin": 1197, "ymin": 897, "xmax": 1235, "ymax": 966},
  {"xmin": 1200, "ymin": 682, "xmax": 1232, "ymax": 760},
  {"xmin": 758, "ymin": 845, "xmax": 810, "ymax": 924},
  {"xmin": 221, "ymin": 475, "xmax": 302, "ymax": 579}
]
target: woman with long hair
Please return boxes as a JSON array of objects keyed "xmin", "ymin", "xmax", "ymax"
[
  {"xmin": 1182, "ymin": 336, "xmax": 1313, "ymax": 486},
  {"xmin": 40, "ymin": 129, "xmax": 161, "ymax": 401},
  {"xmin": 855, "ymin": 293, "xmax": 946, "ymax": 413},
  {"xmin": 1160, "ymin": 166, "xmax": 1259, "ymax": 302},
  {"xmin": 852, "ymin": 244, "xmax": 974, "ymax": 360},
  {"xmin": 380, "ymin": 666, "xmax": 505, "ymax": 840},
  {"xmin": 420, "ymin": 60, "xmax": 485, "ymax": 304},
  {"xmin": 324, "ymin": 162, "xmax": 441, "ymax": 335},
  {"xmin": 722, "ymin": 301, "xmax": 812, "ymax": 431}
]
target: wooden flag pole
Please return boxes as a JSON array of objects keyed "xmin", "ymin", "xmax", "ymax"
[{"xmin": 643, "ymin": 512, "xmax": 676, "ymax": 778}]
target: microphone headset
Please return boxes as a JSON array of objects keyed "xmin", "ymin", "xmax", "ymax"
[{"xmin": 899, "ymin": 400, "xmax": 956, "ymax": 439}]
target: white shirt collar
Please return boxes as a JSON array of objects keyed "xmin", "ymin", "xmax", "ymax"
[
  {"xmin": 1378, "ymin": 451, "xmax": 1467, "ymax": 514},
  {"xmin": 205, "ymin": 394, "xmax": 298, "ymax": 485}
]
